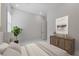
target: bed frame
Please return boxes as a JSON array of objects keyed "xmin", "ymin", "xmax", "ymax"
[{"xmin": 50, "ymin": 35, "xmax": 75, "ymax": 55}]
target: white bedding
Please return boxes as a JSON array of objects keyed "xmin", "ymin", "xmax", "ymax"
[
  {"xmin": 21, "ymin": 41, "xmax": 70, "ymax": 56},
  {"xmin": 36, "ymin": 41, "xmax": 70, "ymax": 56},
  {"xmin": 25, "ymin": 43, "xmax": 49, "ymax": 56},
  {"xmin": 1, "ymin": 42, "xmax": 70, "ymax": 56}
]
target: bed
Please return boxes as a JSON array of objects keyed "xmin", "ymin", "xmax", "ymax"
[
  {"xmin": 21, "ymin": 41, "xmax": 70, "ymax": 56},
  {"xmin": 0, "ymin": 42, "xmax": 70, "ymax": 56}
]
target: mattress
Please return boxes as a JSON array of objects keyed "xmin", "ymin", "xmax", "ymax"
[{"xmin": 21, "ymin": 41, "xmax": 70, "ymax": 56}]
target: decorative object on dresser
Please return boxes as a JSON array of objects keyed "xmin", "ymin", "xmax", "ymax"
[{"xmin": 50, "ymin": 35, "xmax": 75, "ymax": 55}]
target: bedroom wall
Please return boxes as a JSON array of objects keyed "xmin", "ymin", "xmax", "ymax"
[
  {"xmin": 11, "ymin": 8, "xmax": 47, "ymax": 44},
  {"xmin": 0, "ymin": 4, "xmax": 1, "ymax": 31},
  {"xmin": 47, "ymin": 3, "xmax": 79, "ymax": 55},
  {"xmin": 1, "ymin": 3, "xmax": 8, "ymax": 42},
  {"xmin": 1, "ymin": 3, "xmax": 7, "ymax": 32}
]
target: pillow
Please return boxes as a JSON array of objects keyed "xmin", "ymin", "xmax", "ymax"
[
  {"xmin": 0, "ymin": 43, "xmax": 9, "ymax": 54},
  {"xmin": 3, "ymin": 47, "xmax": 21, "ymax": 56},
  {"xmin": 0, "ymin": 54, "xmax": 2, "ymax": 56},
  {"xmin": 9, "ymin": 42, "xmax": 21, "ymax": 53},
  {"xmin": 0, "ymin": 32, "xmax": 3, "ymax": 44}
]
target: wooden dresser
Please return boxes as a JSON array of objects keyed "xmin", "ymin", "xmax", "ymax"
[{"xmin": 50, "ymin": 35, "xmax": 75, "ymax": 55}]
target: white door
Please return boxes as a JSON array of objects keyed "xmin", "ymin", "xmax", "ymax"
[{"xmin": 41, "ymin": 16, "xmax": 47, "ymax": 40}]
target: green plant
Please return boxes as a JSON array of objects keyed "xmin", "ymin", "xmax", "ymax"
[{"xmin": 11, "ymin": 26, "xmax": 22, "ymax": 40}]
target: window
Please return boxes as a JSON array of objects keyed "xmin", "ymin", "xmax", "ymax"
[{"xmin": 7, "ymin": 11, "xmax": 11, "ymax": 32}]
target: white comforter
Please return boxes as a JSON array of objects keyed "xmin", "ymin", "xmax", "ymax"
[
  {"xmin": 0, "ymin": 42, "xmax": 70, "ymax": 56},
  {"xmin": 21, "ymin": 41, "xmax": 70, "ymax": 56}
]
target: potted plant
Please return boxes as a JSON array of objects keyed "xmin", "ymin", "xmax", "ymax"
[{"xmin": 11, "ymin": 26, "xmax": 22, "ymax": 43}]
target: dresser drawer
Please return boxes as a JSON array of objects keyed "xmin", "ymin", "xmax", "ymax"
[
  {"xmin": 64, "ymin": 39, "xmax": 75, "ymax": 55},
  {"xmin": 58, "ymin": 39, "xmax": 64, "ymax": 49},
  {"xmin": 50, "ymin": 36, "xmax": 59, "ymax": 46}
]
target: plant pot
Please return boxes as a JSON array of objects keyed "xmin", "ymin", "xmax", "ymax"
[{"xmin": 14, "ymin": 40, "xmax": 19, "ymax": 43}]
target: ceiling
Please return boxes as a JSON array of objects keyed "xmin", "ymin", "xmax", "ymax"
[
  {"xmin": 10, "ymin": 3, "xmax": 79, "ymax": 16},
  {"xmin": 9, "ymin": 3, "xmax": 66, "ymax": 16}
]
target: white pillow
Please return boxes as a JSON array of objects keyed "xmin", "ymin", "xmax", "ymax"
[
  {"xmin": 0, "ymin": 32, "xmax": 3, "ymax": 44},
  {"xmin": 0, "ymin": 43, "xmax": 9, "ymax": 54},
  {"xmin": 9, "ymin": 42, "xmax": 21, "ymax": 53},
  {"xmin": 0, "ymin": 54, "xmax": 2, "ymax": 56},
  {"xmin": 3, "ymin": 47, "xmax": 21, "ymax": 56}
]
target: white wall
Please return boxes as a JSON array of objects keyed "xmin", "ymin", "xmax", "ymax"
[
  {"xmin": 47, "ymin": 4, "xmax": 79, "ymax": 55},
  {"xmin": 0, "ymin": 4, "xmax": 1, "ymax": 29},
  {"xmin": 47, "ymin": 9, "xmax": 56, "ymax": 43},
  {"xmin": 11, "ymin": 8, "xmax": 47, "ymax": 44},
  {"xmin": 1, "ymin": 3, "xmax": 7, "ymax": 32},
  {"xmin": 1, "ymin": 3, "xmax": 8, "ymax": 42}
]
